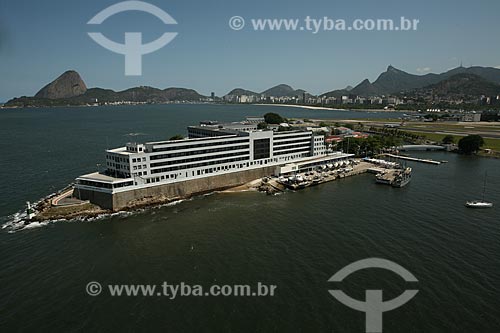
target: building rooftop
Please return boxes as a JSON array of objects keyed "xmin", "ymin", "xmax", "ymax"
[{"xmin": 77, "ymin": 172, "xmax": 133, "ymax": 183}]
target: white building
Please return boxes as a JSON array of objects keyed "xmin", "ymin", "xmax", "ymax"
[{"xmin": 76, "ymin": 119, "xmax": 352, "ymax": 196}]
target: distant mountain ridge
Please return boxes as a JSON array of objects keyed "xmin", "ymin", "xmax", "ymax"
[
  {"xmin": 322, "ymin": 65, "xmax": 500, "ymax": 97},
  {"xmin": 6, "ymin": 65, "xmax": 500, "ymax": 108},
  {"xmin": 227, "ymin": 88, "xmax": 260, "ymax": 96},
  {"xmin": 5, "ymin": 71, "xmax": 207, "ymax": 107},
  {"xmin": 420, "ymin": 73, "xmax": 500, "ymax": 97},
  {"xmin": 225, "ymin": 84, "xmax": 305, "ymax": 98},
  {"xmin": 262, "ymin": 84, "xmax": 305, "ymax": 97}
]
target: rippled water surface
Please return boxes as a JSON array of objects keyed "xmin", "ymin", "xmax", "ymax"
[{"xmin": 1, "ymin": 105, "xmax": 499, "ymax": 332}]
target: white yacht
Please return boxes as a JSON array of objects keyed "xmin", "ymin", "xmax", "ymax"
[{"xmin": 465, "ymin": 172, "xmax": 493, "ymax": 209}]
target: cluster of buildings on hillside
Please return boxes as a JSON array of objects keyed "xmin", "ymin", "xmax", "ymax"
[
  {"xmin": 479, "ymin": 95, "xmax": 500, "ymax": 105},
  {"xmin": 402, "ymin": 90, "xmax": 500, "ymax": 106},
  {"xmin": 223, "ymin": 94, "xmax": 302, "ymax": 104},
  {"xmin": 223, "ymin": 92, "xmax": 405, "ymax": 106}
]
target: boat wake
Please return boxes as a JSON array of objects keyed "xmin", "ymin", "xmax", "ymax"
[
  {"xmin": 124, "ymin": 132, "xmax": 147, "ymax": 137},
  {"xmin": 1, "ymin": 211, "xmax": 50, "ymax": 233}
]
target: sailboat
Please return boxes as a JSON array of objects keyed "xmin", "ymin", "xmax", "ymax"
[{"xmin": 465, "ymin": 172, "xmax": 493, "ymax": 208}]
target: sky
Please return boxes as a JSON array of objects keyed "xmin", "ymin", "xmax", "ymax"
[{"xmin": 1, "ymin": 0, "xmax": 500, "ymax": 101}]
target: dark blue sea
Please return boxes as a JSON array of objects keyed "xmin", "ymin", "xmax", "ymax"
[{"xmin": 1, "ymin": 104, "xmax": 499, "ymax": 332}]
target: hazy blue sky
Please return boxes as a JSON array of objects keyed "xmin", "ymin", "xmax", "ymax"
[{"xmin": 1, "ymin": 0, "xmax": 500, "ymax": 101}]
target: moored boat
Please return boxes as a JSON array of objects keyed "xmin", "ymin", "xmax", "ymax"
[
  {"xmin": 392, "ymin": 167, "xmax": 412, "ymax": 188},
  {"xmin": 465, "ymin": 172, "xmax": 493, "ymax": 208}
]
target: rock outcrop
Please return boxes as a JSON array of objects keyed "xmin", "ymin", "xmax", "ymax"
[{"xmin": 35, "ymin": 70, "xmax": 87, "ymax": 99}]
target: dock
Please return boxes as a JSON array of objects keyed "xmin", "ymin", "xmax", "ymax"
[
  {"xmin": 382, "ymin": 153, "xmax": 441, "ymax": 165},
  {"xmin": 277, "ymin": 161, "xmax": 386, "ymax": 191}
]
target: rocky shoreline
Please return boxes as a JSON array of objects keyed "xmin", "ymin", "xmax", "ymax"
[{"xmin": 8, "ymin": 160, "xmax": 387, "ymax": 231}]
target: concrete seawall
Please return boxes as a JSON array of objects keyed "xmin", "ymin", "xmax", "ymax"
[{"xmin": 76, "ymin": 166, "xmax": 276, "ymax": 211}]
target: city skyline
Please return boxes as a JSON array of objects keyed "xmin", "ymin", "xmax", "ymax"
[{"xmin": 1, "ymin": 0, "xmax": 500, "ymax": 101}]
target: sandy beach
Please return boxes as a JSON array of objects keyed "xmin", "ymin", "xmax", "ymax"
[
  {"xmin": 254, "ymin": 104, "xmax": 414, "ymax": 112},
  {"xmin": 254, "ymin": 104, "xmax": 345, "ymax": 111}
]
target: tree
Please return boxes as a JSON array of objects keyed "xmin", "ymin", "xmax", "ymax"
[
  {"xmin": 442, "ymin": 135, "xmax": 455, "ymax": 144},
  {"xmin": 344, "ymin": 123, "xmax": 354, "ymax": 130},
  {"xmin": 458, "ymin": 135, "xmax": 484, "ymax": 154},
  {"xmin": 424, "ymin": 114, "xmax": 438, "ymax": 121},
  {"xmin": 169, "ymin": 134, "xmax": 184, "ymax": 140},
  {"xmin": 277, "ymin": 125, "xmax": 292, "ymax": 132},
  {"xmin": 257, "ymin": 122, "xmax": 268, "ymax": 130},
  {"xmin": 264, "ymin": 112, "xmax": 285, "ymax": 124}
]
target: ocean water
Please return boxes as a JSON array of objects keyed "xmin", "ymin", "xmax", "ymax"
[{"xmin": 0, "ymin": 105, "xmax": 499, "ymax": 332}]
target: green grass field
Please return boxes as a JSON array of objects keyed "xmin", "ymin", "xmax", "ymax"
[{"xmin": 403, "ymin": 130, "xmax": 500, "ymax": 151}]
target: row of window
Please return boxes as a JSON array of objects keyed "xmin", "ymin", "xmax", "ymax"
[
  {"xmin": 149, "ymin": 144, "xmax": 250, "ymax": 160},
  {"xmin": 273, "ymin": 138, "xmax": 311, "ymax": 147},
  {"xmin": 151, "ymin": 138, "xmax": 249, "ymax": 152},
  {"xmin": 187, "ymin": 128, "xmax": 234, "ymax": 138},
  {"xmin": 273, "ymin": 133, "xmax": 311, "ymax": 141},
  {"xmin": 127, "ymin": 146, "xmax": 143, "ymax": 152},
  {"xmin": 273, "ymin": 143, "xmax": 311, "ymax": 152},
  {"xmin": 107, "ymin": 155, "xmax": 128, "ymax": 163},
  {"xmin": 149, "ymin": 150, "xmax": 311, "ymax": 179},
  {"xmin": 132, "ymin": 157, "xmax": 147, "ymax": 163},
  {"xmin": 107, "ymin": 162, "xmax": 128, "ymax": 170},
  {"xmin": 150, "ymin": 156, "xmax": 249, "ymax": 174},
  {"xmin": 78, "ymin": 180, "xmax": 134, "ymax": 189},
  {"xmin": 151, "ymin": 133, "xmax": 236, "ymax": 145},
  {"xmin": 150, "ymin": 151, "xmax": 249, "ymax": 168},
  {"xmin": 121, "ymin": 151, "xmax": 312, "ymax": 186},
  {"xmin": 147, "ymin": 161, "xmax": 250, "ymax": 184},
  {"xmin": 274, "ymin": 147, "xmax": 311, "ymax": 156},
  {"xmin": 146, "ymin": 174, "xmax": 177, "ymax": 183}
]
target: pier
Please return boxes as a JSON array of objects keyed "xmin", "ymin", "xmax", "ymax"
[
  {"xmin": 382, "ymin": 153, "xmax": 442, "ymax": 165},
  {"xmin": 276, "ymin": 161, "xmax": 391, "ymax": 191}
]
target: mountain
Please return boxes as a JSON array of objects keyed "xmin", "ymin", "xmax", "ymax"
[
  {"xmin": 163, "ymin": 87, "xmax": 205, "ymax": 100},
  {"xmin": 420, "ymin": 73, "xmax": 500, "ymax": 97},
  {"xmin": 224, "ymin": 84, "xmax": 305, "ymax": 98},
  {"xmin": 322, "ymin": 65, "xmax": 500, "ymax": 97},
  {"xmin": 261, "ymin": 84, "xmax": 304, "ymax": 97},
  {"xmin": 441, "ymin": 66, "xmax": 500, "ymax": 85},
  {"xmin": 5, "ymin": 71, "xmax": 207, "ymax": 107},
  {"xmin": 106, "ymin": 86, "xmax": 205, "ymax": 102},
  {"xmin": 320, "ymin": 88, "xmax": 351, "ymax": 98},
  {"xmin": 226, "ymin": 88, "xmax": 260, "ymax": 96},
  {"xmin": 350, "ymin": 79, "xmax": 381, "ymax": 96},
  {"xmin": 35, "ymin": 70, "xmax": 87, "ymax": 99},
  {"xmin": 368, "ymin": 65, "xmax": 441, "ymax": 95}
]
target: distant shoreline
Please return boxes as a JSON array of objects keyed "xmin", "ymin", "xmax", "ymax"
[{"xmin": 1, "ymin": 102, "xmax": 416, "ymax": 113}]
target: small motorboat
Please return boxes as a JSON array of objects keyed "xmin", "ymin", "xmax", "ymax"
[{"xmin": 465, "ymin": 200, "xmax": 493, "ymax": 208}]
